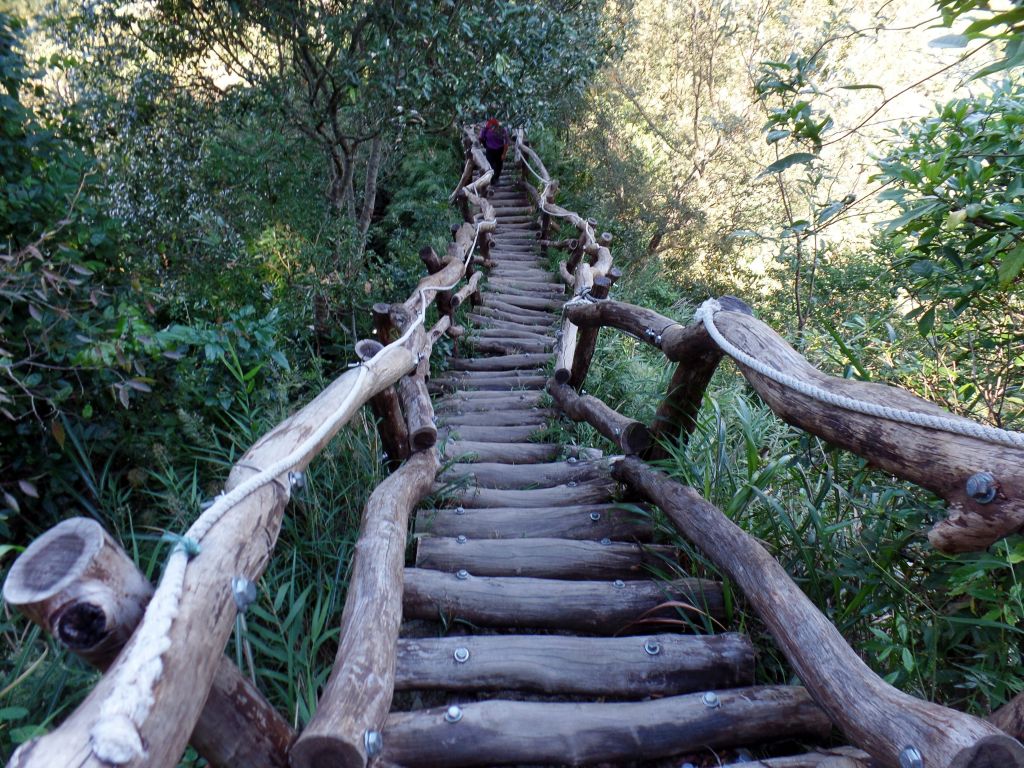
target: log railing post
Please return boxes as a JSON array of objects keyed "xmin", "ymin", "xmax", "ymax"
[
  {"xmin": 362, "ymin": 305, "xmax": 410, "ymax": 466},
  {"xmin": 706, "ymin": 302, "xmax": 1024, "ymax": 553},
  {"xmin": 419, "ymin": 246, "xmax": 454, "ymax": 323},
  {"xmin": 457, "ymin": 188, "xmax": 472, "ymax": 223},
  {"xmin": 3, "ymin": 518, "xmax": 295, "ymax": 768},
  {"xmin": 355, "ymin": 340, "xmax": 410, "ymax": 465},
  {"xmin": 644, "ymin": 305, "xmax": 746, "ymax": 460},
  {"xmin": 566, "ymin": 238, "xmax": 584, "ymax": 273},
  {"xmin": 567, "ymin": 276, "xmax": 612, "ymax": 391},
  {"xmin": 548, "ymin": 381, "xmax": 652, "ymax": 455}
]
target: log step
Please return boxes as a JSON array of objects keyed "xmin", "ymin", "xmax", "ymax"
[
  {"xmin": 440, "ymin": 440, "xmax": 562, "ymax": 464},
  {"xmin": 464, "ymin": 339, "xmax": 553, "ymax": 355},
  {"xmin": 471, "ymin": 328, "xmax": 552, "ymax": 343},
  {"xmin": 468, "ymin": 309, "xmax": 555, "ymax": 327},
  {"xmin": 402, "ymin": 569, "xmax": 725, "ymax": 633},
  {"xmin": 437, "ymin": 367, "xmax": 546, "ymax": 380},
  {"xmin": 486, "ymin": 280, "xmax": 565, "ymax": 294},
  {"xmin": 415, "ymin": 536, "xmax": 678, "ymax": 580},
  {"xmin": 380, "ymin": 687, "xmax": 831, "ymax": 767},
  {"xmin": 448, "ymin": 353, "xmax": 552, "ymax": 371},
  {"xmin": 436, "ymin": 410, "xmax": 551, "ymax": 427},
  {"xmin": 429, "ymin": 375, "xmax": 548, "ymax": 392},
  {"xmin": 438, "ymin": 424, "xmax": 541, "ymax": 443},
  {"xmin": 437, "ymin": 459, "xmax": 611, "ymax": 489},
  {"xmin": 436, "ymin": 478, "xmax": 618, "ymax": 508},
  {"xmin": 482, "ymin": 292, "xmax": 564, "ymax": 312},
  {"xmin": 394, "ymin": 632, "xmax": 755, "ymax": 696},
  {"xmin": 413, "ymin": 503, "xmax": 652, "ymax": 541},
  {"xmin": 488, "ymin": 267, "xmax": 557, "ymax": 280}
]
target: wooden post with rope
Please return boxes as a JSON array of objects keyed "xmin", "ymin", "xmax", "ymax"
[{"xmin": 3, "ymin": 518, "xmax": 295, "ymax": 768}]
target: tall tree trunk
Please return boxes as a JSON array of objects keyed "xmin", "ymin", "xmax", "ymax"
[
  {"xmin": 356, "ymin": 134, "xmax": 385, "ymax": 248},
  {"xmin": 326, "ymin": 145, "xmax": 351, "ymax": 216}
]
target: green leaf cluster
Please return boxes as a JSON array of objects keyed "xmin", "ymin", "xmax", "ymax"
[{"xmin": 874, "ymin": 80, "xmax": 1024, "ymax": 328}]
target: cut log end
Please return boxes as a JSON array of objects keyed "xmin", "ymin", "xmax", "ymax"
[
  {"xmin": 410, "ymin": 426, "xmax": 439, "ymax": 451},
  {"xmin": 3, "ymin": 519, "xmax": 104, "ymax": 605},
  {"xmin": 354, "ymin": 339, "xmax": 383, "ymax": 362},
  {"xmin": 554, "ymin": 367, "xmax": 571, "ymax": 385},
  {"xmin": 949, "ymin": 734, "xmax": 1024, "ymax": 768},
  {"xmin": 288, "ymin": 737, "xmax": 363, "ymax": 768},
  {"xmin": 57, "ymin": 602, "xmax": 107, "ymax": 650},
  {"xmin": 621, "ymin": 422, "xmax": 652, "ymax": 455},
  {"xmin": 718, "ymin": 294, "xmax": 754, "ymax": 316}
]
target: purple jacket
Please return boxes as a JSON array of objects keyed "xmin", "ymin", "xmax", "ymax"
[{"xmin": 480, "ymin": 123, "xmax": 507, "ymax": 151}]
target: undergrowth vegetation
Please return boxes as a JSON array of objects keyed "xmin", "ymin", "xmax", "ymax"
[{"xmin": 2, "ymin": 0, "xmax": 1024, "ymax": 760}]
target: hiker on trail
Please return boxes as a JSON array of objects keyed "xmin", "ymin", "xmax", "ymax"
[{"xmin": 479, "ymin": 117, "xmax": 510, "ymax": 188}]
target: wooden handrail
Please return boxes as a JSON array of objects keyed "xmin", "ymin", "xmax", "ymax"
[
  {"xmin": 707, "ymin": 306, "xmax": 1024, "ymax": 553},
  {"xmin": 3, "ymin": 518, "xmax": 294, "ymax": 768},
  {"xmin": 563, "ymin": 290, "xmax": 1024, "ymax": 552},
  {"xmin": 613, "ymin": 457, "xmax": 1024, "ymax": 768},
  {"xmin": 289, "ymin": 126, "xmax": 499, "ymax": 768}
]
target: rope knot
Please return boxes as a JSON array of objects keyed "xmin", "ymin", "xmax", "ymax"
[{"xmin": 693, "ymin": 298, "xmax": 723, "ymax": 329}]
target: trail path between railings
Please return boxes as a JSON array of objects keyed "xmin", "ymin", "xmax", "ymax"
[{"xmin": 375, "ymin": 175, "xmax": 840, "ymax": 767}]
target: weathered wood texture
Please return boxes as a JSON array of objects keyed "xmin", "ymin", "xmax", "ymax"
[
  {"xmin": 437, "ymin": 478, "xmax": 617, "ymax": 509},
  {"xmin": 568, "ymin": 276, "xmax": 612, "ymax": 389},
  {"xmin": 549, "ymin": 381, "xmax": 652, "ymax": 455},
  {"xmin": 402, "ymin": 569, "xmax": 724, "ymax": 633},
  {"xmin": 2, "ymin": 518, "xmax": 294, "ymax": 768},
  {"xmin": 397, "ymin": 351, "xmax": 436, "ymax": 451},
  {"xmin": 448, "ymin": 352, "xmax": 550, "ymax": 371},
  {"xmin": 708, "ymin": 306, "xmax": 1024, "ymax": 553},
  {"xmin": 748, "ymin": 748, "xmax": 871, "ymax": 767},
  {"xmin": 290, "ymin": 450, "xmax": 438, "ymax": 768},
  {"xmin": 441, "ymin": 440, "xmax": 562, "ymax": 464},
  {"xmin": 9, "ymin": 475, "xmax": 288, "ymax": 768},
  {"xmin": 613, "ymin": 457, "xmax": 1023, "ymax": 768},
  {"xmin": 438, "ymin": 424, "xmax": 540, "ymax": 443},
  {"xmin": 646, "ymin": 334, "xmax": 724, "ymax": 460},
  {"xmin": 415, "ymin": 536, "xmax": 677, "ymax": 579},
  {"xmin": 437, "ymin": 458, "xmax": 611, "ymax": 489},
  {"xmin": 564, "ymin": 299, "xmax": 706, "ymax": 361},
  {"xmin": 355, "ymin": 340, "xmax": 409, "ymax": 465},
  {"xmin": 379, "ymin": 687, "xmax": 830, "ymax": 766},
  {"xmin": 413, "ymin": 503, "xmax": 654, "ymax": 541},
  {"xmin": 3, "ymin": 518, "xmax": 152, "ymax": 668},
  {"xmin": 394, "ymin": 632, "xmax": 755, "ymax": 696},
  {"xmin": 991, "ymin": 694, "xmax": 1024, "ymax": 743},
  {"xmin": 436, "ymin": 408, "xmax": 553, "ymax": 427}
]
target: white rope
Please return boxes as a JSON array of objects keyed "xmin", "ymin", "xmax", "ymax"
[
  {"xmin": 90, "ymin": 220, "xmax": 486, "ymax": 764},
  {"xmin": 695, "ymin": 298, "xmax": 1024, "ymax": 451}
]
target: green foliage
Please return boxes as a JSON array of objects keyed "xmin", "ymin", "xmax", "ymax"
[
  {"xmin": 875, "ymin": 81, "xmax": 1024, "ymax": 312},
  {"xmin": 654, "ymin": 384, "xmax": 1024, "ymax": 711},
  {"xmin": 935, "ymin": 0, "xmax": 1024, "ymax": 77},
  {"xmin": 874, "ymin": 81, "xmax": 1024, "ymax": 426},
  {"xmin": 0, "ymin": 12, "xmax": 168, "ymax": 523}
]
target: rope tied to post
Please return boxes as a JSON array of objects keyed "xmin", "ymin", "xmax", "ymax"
[
  {"xmin": 695, "ymin": 298, "xmax": 1024, "ymax": 451},
  {"xmin": 89, "ymin": 220, "xmax": 488, "ymax": 764},
  {"xmin": 562, "ymin": 286, "xmax": 602, "ymax": 311}
]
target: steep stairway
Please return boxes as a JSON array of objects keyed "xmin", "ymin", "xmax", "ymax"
[{"xmin": 376, "ymin": 176, "xmax": 830, "ymax": 766}]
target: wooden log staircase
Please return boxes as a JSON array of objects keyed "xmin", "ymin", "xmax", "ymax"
[
  {"xmin": 6, "ymin": 126, "xmax": 1024, "ymax": 768},
  {"xmin": 373, "ymin": 173, "xmax": 833, "ymax": 767}
]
